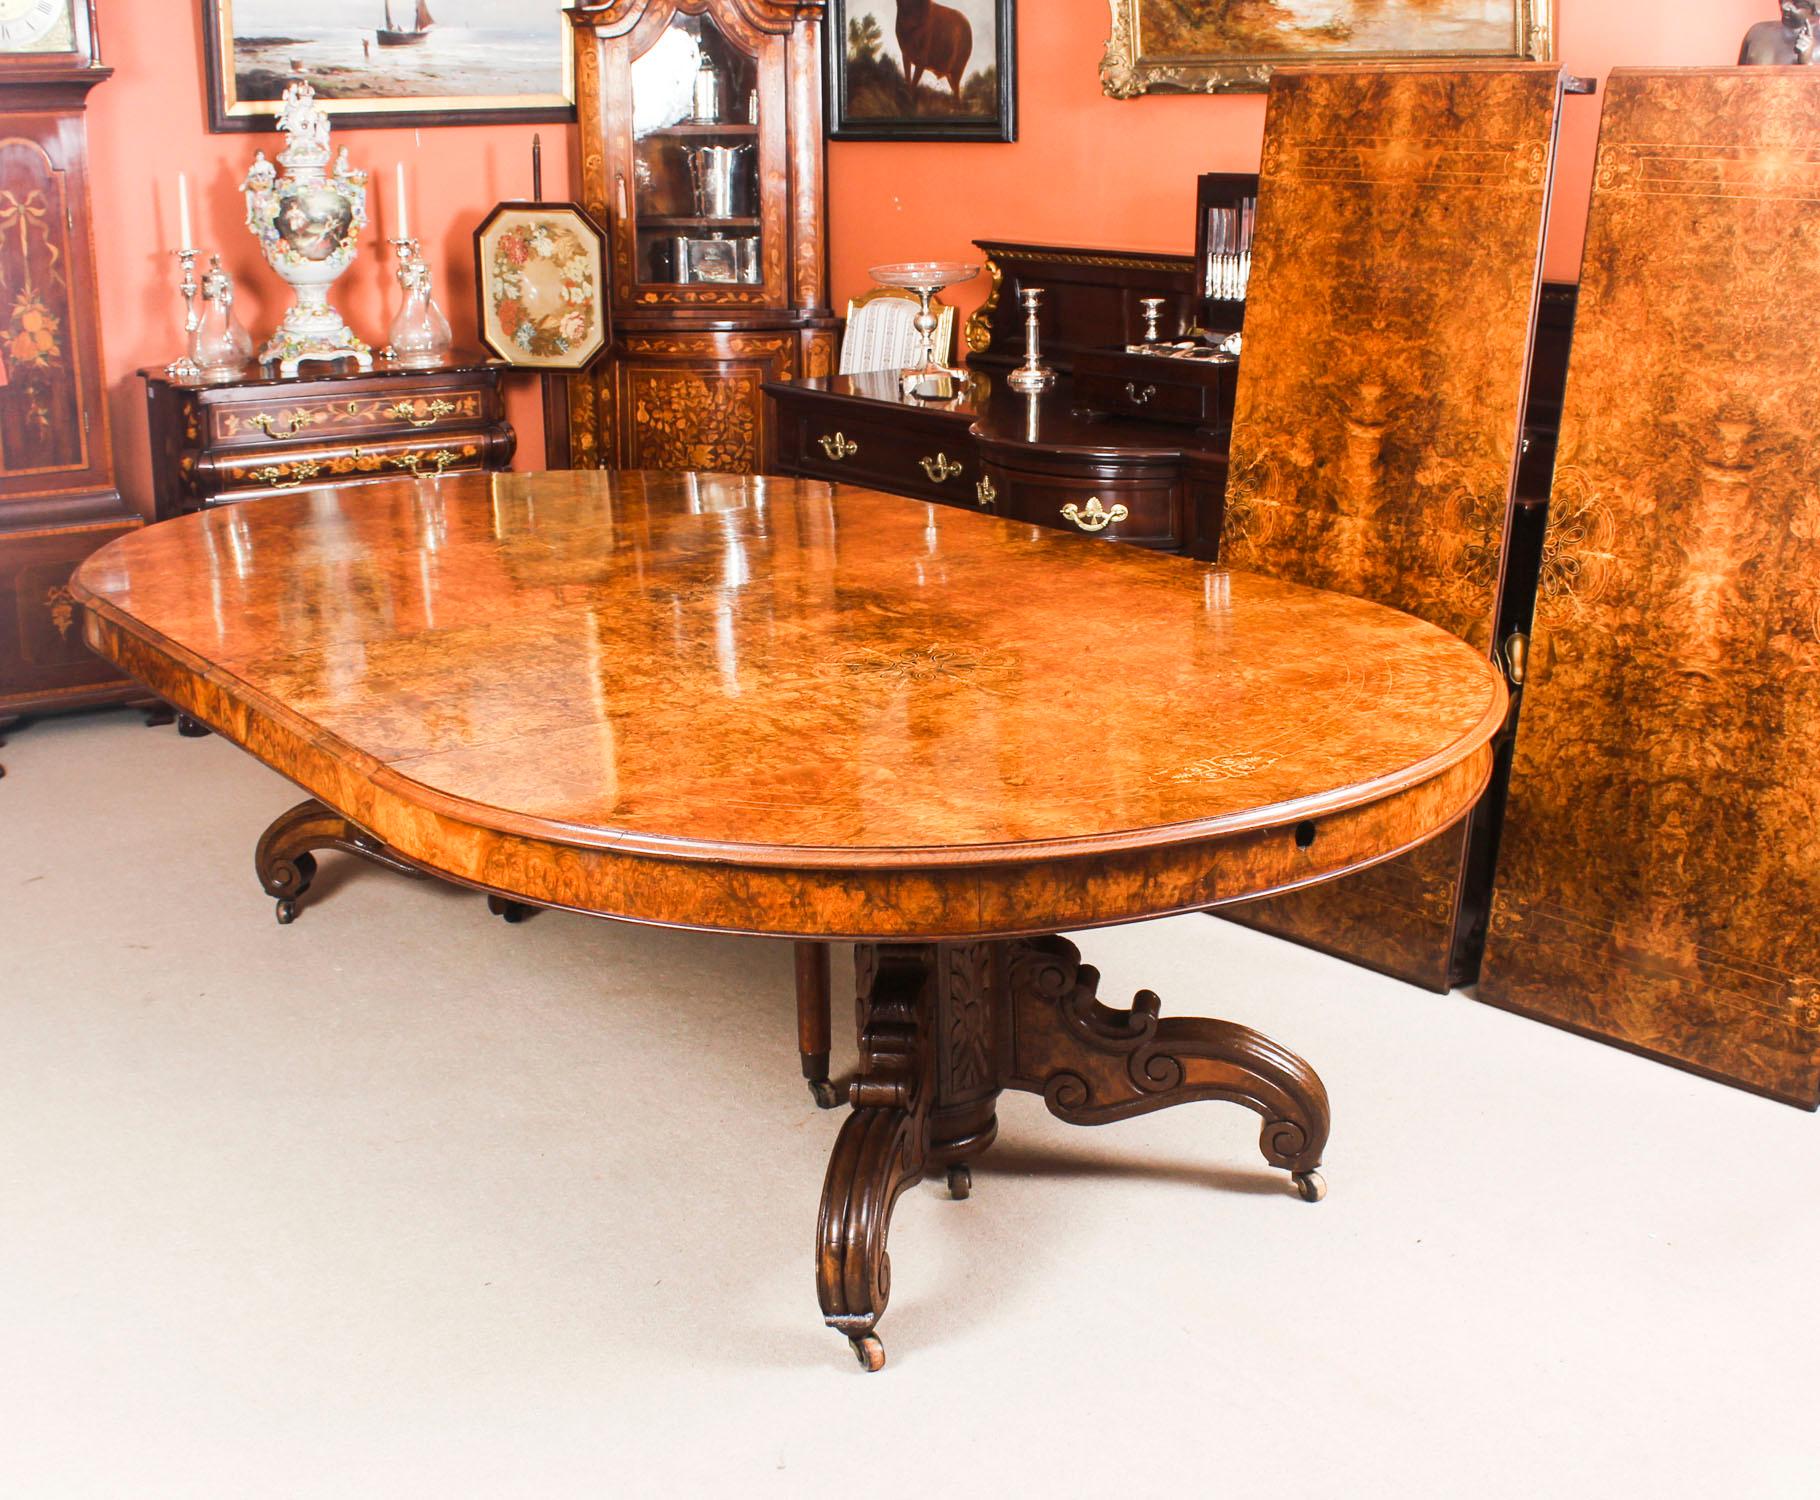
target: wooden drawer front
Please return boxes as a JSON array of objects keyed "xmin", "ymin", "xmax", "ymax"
[
  {"xmin": 1075, "ymin": 367, "xmax": 1227, "ymax": 429},
  {"xmin": 208, "ymin": 385, "xmax": 492, "ymax": 448},
  {"xmin": 203, "ymin": 433, "xmax": 492, "ymax": 498},
  {"xmin": 788, "ymin": 411, "xmax": 981, "ymax": 506},
  {"xmin": 989, "ymin": 470, "xmax": 1181, "ymax": 547}
]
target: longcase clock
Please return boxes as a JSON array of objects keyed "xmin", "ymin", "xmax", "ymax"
[{"xmin": 0, "ymin": 0, "xmax": 136, "ymax": 770}]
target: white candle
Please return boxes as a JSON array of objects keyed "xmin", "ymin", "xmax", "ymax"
[
  {"xmin": 177, "ymin": 172, "xmax": 193, "ymax": 252},
  {"xmin": 395, "ymin": 162, "xmax": 409, "ymax": 241}
]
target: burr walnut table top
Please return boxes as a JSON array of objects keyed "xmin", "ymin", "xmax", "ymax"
[{"xmin": 73, "ymin": 470, "xmax": 1505, "ymax": 940}]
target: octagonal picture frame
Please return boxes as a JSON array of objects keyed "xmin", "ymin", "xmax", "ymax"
[{"xmin": 473, "ymin": 201, "xmax": 612, "ymax": 371}]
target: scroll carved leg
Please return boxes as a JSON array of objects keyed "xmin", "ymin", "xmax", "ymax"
[
  {"xmin": 795, "ymin": 941, "xmax": 838, "ymax": 1108},
  {"xmin": 254, "ymin": 797, "xmax": 425, "ymax": 924},
  {"xmin": 817, "ymin": 945, "xmax": 936, "ymax": 1371},
  {"xmin": 811, "ymin": 934, "xmax": 1329, "ymax": 1368},
  {"xmin": 1003, "ymin": 936, "xmax": 1331, "ymax": 1197}
]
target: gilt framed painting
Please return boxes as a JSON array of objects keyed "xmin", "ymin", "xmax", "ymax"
[
  {"xmin": 1101, "ymin": 0, "xmax": 1553, "ymax": 98},
  {"xmin": 828, "ymin": 0, "xmax": 1016, "ymax": 142},
  {"xmin": 473, "ymin": 202, "xmax": 610, "ymax": 371},
  {"xmin": 202, "ymin": 0, "xmax": 578, "ymax": 132}
]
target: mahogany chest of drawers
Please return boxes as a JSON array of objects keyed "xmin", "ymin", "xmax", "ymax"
[
  {"xmin": 141, "ymin": 354, "xmax": 515, "ymax": 520},
  {"xmin": 768, "ymin": 374, "xmax": 990, "ymax": 510},
  {"xmin": 766, "ymin": 370, "xmax": 1230, "ymax": 558}
]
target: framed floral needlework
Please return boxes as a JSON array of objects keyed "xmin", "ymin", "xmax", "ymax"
[{"xmin": 473, "ymin": 202, "xmax": 611, "ymax": 371}]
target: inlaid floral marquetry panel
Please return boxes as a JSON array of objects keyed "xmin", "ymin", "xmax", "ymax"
[
  {"xmin": 1478, "ymin": 68, "xmax": 1820, "ymax": 1107},
  {"xmin": 1217, "ymin": 63, "xmax": 1561, "ymax": 991}
]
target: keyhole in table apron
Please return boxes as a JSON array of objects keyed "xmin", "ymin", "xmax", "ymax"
[{"xmin": 1294, "ymin": 821, "xmax": 1318, "ymax": 850}]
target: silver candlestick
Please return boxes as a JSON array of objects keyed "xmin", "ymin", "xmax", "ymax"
[
  {"xmin": 165, "ymin": 248, "xmax": 203, "ymax": 379},
  {"xmin": 1007, "ymin": 286, "xmax": 1055, "ymax": 393},
  {"xmin": 1140, "ymin": 297, "xmax": 1166, "ymax": 344}
]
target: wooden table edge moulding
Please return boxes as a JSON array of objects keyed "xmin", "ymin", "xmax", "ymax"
[{"xmin": 71, "ymin": 470, "xmax": 1507, "ymax": 1371}]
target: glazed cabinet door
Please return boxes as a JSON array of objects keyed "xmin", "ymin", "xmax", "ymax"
[{"xmin": 587, "ymin": 2, "xmax": 790, "ymax": 312}]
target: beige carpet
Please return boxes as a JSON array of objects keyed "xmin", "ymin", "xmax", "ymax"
[{"xmin": 3, "ymin": 708, "xmax": 1815, "ymax": 1499}]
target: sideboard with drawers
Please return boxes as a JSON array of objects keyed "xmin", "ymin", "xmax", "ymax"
[
  {"xmin": 768, "ymin": 367, "xmax": 1232, "ymax": 558},
  {"xmin": 765, "ymin": 239, "xmax": 1233, "ymax": 559},
  {"xmin": 140, "ymin": 353, "xmax": 515, "ymax": 521}
]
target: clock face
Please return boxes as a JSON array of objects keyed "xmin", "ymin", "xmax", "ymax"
[{"xmin": 0, "ymin": 0, "xmax": 74, "ymax": 53}]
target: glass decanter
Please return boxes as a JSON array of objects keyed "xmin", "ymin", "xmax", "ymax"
[{"xmin": 387, "ymin": 238, "xmax": 452, "ymax": 366}]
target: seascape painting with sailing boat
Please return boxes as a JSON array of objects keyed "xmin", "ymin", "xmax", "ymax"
[{"xmin": 211, "ymin": 0, "xmax": 573, "ymax": 127}]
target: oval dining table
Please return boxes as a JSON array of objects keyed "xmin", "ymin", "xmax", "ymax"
[{"xmin": 72, "ymin": 469, "xmax": 1506, "ymax": 1372}]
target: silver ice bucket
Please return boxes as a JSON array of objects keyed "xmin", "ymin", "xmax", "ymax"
[{"xmin": 686, "ymin": 144, "xmax": 751, "ymax": 220}]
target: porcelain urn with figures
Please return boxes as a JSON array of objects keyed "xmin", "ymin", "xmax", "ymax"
[{"xmin": 243, "ymin": 83, "xmax": 372, "ymax": 375}]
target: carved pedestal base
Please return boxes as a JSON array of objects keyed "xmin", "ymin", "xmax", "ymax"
[
  {"xmin": 254, "ymin": 797, "xmax": 426, "ymax": 923},
  {"xmin": 817, "ymin": 935, "xmax": 1330, "ymax": 1370}
]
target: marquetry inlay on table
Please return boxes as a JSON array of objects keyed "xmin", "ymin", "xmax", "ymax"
[{"xmin": 72, "ymin": 470, "xmax": 1506, "ymax": 1371}]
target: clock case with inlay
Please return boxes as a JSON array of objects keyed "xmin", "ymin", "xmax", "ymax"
[{"xmin": 0, "ymin": 0, "xmax": 145, "ymax": 751}]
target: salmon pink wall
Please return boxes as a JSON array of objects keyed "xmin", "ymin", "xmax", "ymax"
[
  {"xmin": 824, "ymin": 0, "xmax": 1767, "ymax": 323},
  {"xmin": 83, "ymin": 0, "xmax": 1769, "ymax": 518},
  {"xmin": 86, "ymin": 0, "xmax": 573, "ymax": 519}
]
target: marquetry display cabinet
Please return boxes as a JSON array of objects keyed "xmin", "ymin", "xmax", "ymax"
[
  {"xmin": 559, "ymin": 0, "xmax": 837, "ymax": 473},
  {"xmin": 140, "ymin": 354, "xmax": 514, "ymax": 520},
  {"xmin": 0, "ymin": 1, "xmax": 143, "ymax": 768}
]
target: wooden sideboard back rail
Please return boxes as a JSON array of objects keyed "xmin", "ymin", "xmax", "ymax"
[
  {"xmin": 1215, "ymin": 61, "xmax": 1566, "ymax": 992},
  {"xmin": 1478, "ymin": 66, "xmax": 1820, "ymax": 1109}
]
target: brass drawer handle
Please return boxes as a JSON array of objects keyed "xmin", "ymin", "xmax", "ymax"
[
  {"xmin": 385, "ymin": 398, "xmax": 458, "ymax": 429},
  {"xmin": 247, "ymin": 459, "xmax": 323, "ymax": 489},
  {"xmin": 250, "ymin": 410, "xmax": 312, "ymax": 439},
  {"xmin": 975, "ymin": 475, "xmax": 997, "ymax": 511},
  {"xmin": 395, "ymin": 448, "xmax": 461, "ymax": 476},
  {"xmin": 1060, "ymin": 496, "xmax": 1129, "ymax": 533},
  {"xmin": 1125, "ymin": 382, "xmax": 1157, "ymax": 405},
  {"xmin": 919, "ymin": 452, "xmax": 963, "ymax": 483},
  {"xmin": 818, "ymin": 431, "xmax": 858, "ymax": 461}
]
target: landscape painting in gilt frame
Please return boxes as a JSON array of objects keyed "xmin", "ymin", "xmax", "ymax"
[
  {"xmin": 829, "ymin": 0, "xmax": 1016, "ymax": 142},
  {"xmin": 1102, "ymin": 0, "xmax": 1553, "ymax": 97},
  {"xmin": 203, "ymin": 0, "xmax": 577, "ymax": 133}
]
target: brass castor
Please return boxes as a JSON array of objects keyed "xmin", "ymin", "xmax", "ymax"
[
  {"xmin": 487, "ymin": 895, "xmax": 532, "ymax": 924},
  {"xmin": 1293, "ymin": 1170, "xmax": 1326, "ymax": 1203},
  {"xmin": 946, "ymin": 1164, "xmax": 972, "ymax": 1200},
  {"xmin": 176, "ymin": 714, "xmax": 211, "ymax": 739},
  {"xmin": 809, "ymin": 1078, "xmax": 840, "ymax": 1109},
  {"xmin": 275, "ymin": 898, "xmax": 299, "ymax": 925},
  {"xmin": 849, "ymin": 1334, "xmax": 886, "ymax": 1372}
]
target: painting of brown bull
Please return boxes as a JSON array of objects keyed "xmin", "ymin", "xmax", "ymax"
[
  {"xmin": 834, "ymin": 2, "xmax": 1012, "ymax": 140},
  {"xmin": 895, "ymin": 0, "xmax": 972, "ymax": 97}
]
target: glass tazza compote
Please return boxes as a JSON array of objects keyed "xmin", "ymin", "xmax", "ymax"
[{"xmin": 867, "ymin": 260, "xmax": 979, "ymax": 399}]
